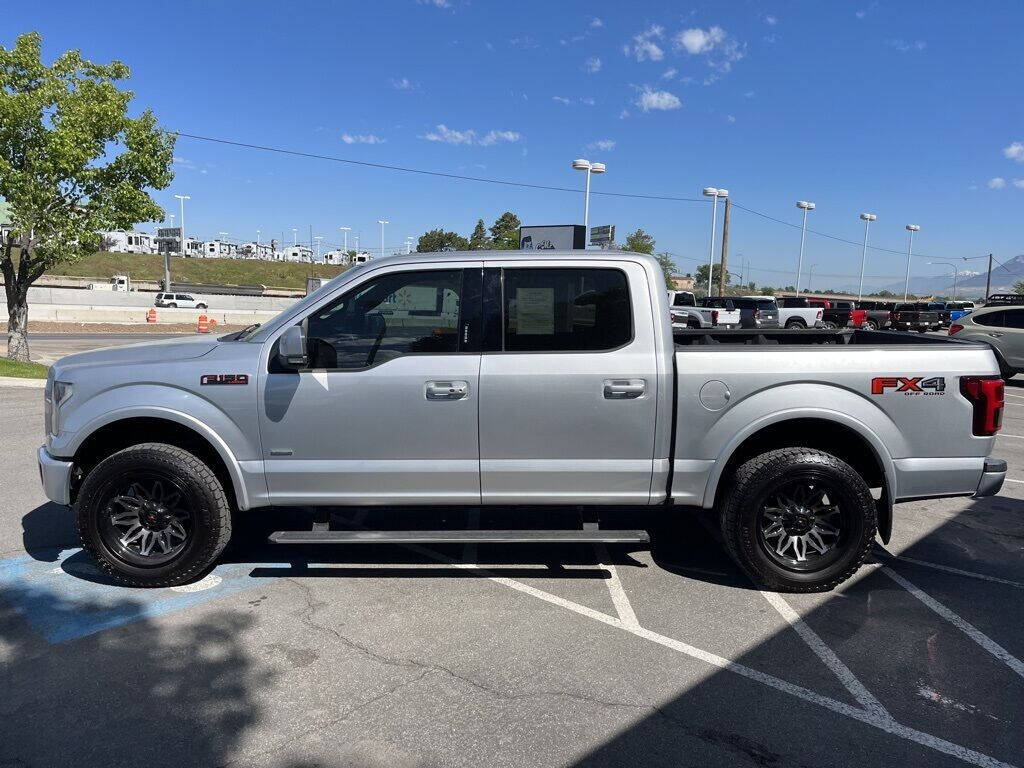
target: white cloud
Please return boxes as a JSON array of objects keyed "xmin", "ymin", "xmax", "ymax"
[
  {"xmin": 726, "ymin": 114, "xmax": 736, "ymax": 123},
  {"xmin": 662, "ymin": 67, "xmax": 678, "ymax": 80},
  {"xmin": 636, "ymin": 86, "xmax": 681, "ymax": 112},
  {"xmin": 341, "ymin": 133, "xmax": 385, "ymax": 145},
  {"xmin": 626, "ymin": 25, "xmax": 665, "ymax": 61},
  {"xmin": 479, "ymin": 129, "xmax": 522, "ymax": 146},
  {"xmin": 588, "ymin": 139, "xmax": 616, "ymax": 151},
  {"xmin": 423, "ymin": 124, "xmax": 476, "ymax": 145},
  {"xmin": 391, "ymin": 77, "xmax": 414, "ymax": 90},
  {"xmin": 886, "ymin": 39, "xmax": 927, "ymax": 52},
  {"xmin": 552, "ymin": 95, "xmax": 595, "ymax": 106},
  {"xmin": 988, "ymin": 177, "xmax": 1007, "ymax": 189},
  {"xmin": 1014, "ymin": 179, "xmax": 1024, "ymax": 189},
  {"xmin": 584, "ymin": 56, "xmax": 602, "ymax": 74},
  {"xmin": 856, "ymin": 9, "xmax": 866, "ymax": 18},
  {"xmin": 619, "ymin": 109, "xmax": 630, "ymax": 119},
  {"xmin": 552, "ymin": 96, "xmax": 571, "ymax": 105},
  {"xmin": 579, "ymin": 96, "xmax": 595, "ymax": 106},
  {"xmin": 590, "ymin": 17, "xmax": 603, "ymax": 28},
  {"xmin": 418, "ymin": 0, "xmax": 450, "ymax": 7},
  {"xmin": 1004, "ymin": 142, "xmax": 1024, "ymax": 162},
  {"xmin": 744, "ymin": 90, "xmax": 755, "ymax": 98},
  {"xmin": 673, "ymin": 26, "xmax": 745, "ymax": 72},
  {"xmin": 765, "ymin": 14, "xmax": 778, "ymax": 25}
]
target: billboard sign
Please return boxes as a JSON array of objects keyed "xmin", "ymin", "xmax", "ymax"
[
  {"xmin": 518, "ymin": 225, "xmax": 586, "ymax": 251},
  {"xmin": 590, "ymin": 225, "xmax": 615, "ymax": 246}
]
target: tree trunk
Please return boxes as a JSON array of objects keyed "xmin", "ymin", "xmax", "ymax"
[{"xmin": 7, "ymin": 292, "xmax": 29, "ymax": 361}]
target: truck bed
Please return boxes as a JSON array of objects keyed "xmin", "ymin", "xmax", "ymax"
[{"xmin": 673, "ymin": 328, "xmax": 957, "ymax": 347}]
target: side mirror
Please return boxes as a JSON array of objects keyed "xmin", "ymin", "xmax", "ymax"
[{"xmin": 277, "ymin": 325, "xmax": 308, "ymax": 369}]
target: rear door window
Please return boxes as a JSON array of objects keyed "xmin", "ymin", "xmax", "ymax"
[
  {"xmin": 502, "ymin": 268, "xmax": 631, "ymax": 352},
  {"xmin": 1002, "ymin": 310, "xmax": 1024, "ymax": 329},
  {"xmin": 974, "ymin": 311, "xmax": 1005, "ymax": 327}
]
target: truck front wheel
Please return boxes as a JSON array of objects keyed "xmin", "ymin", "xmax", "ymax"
[
  {"xmin": 720, "ymin": 448, "xmax": 876, "ymax": 592},
  {"xmin": 76, "ymin": 443, "xmax": 232, "ymax": 587}
]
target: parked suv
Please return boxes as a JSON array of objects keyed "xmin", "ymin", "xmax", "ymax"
[
  {"xmin": 950, "ymin": 304, "xmax": 1024, "ymax": 378},
  {"xmin": 155, "ymin": 292, "xmax": 208, "ymax": 309}
]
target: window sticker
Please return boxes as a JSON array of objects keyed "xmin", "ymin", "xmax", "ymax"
[{"xmin": 516, "ymin": 287, "xmax": 555, "ymax": 335}]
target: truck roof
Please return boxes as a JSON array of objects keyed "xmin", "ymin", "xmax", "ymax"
[{"xmin": 357, "ymin": 248, "xmax": 660, "ymax": 268}]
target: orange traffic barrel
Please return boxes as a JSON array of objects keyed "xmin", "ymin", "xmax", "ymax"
[
  {"xmin": 146, "ymin": 308, "xmax": 157, "ymax": 323},
  {"xmin": 197, "ymin": 314, "xmax": 209, "ymax": 333}
]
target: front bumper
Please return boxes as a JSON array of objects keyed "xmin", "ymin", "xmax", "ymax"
[
  {"xmin": 38, "ymin": 446, "xmax": 74, "ymax": 505},
  {"xmin": 975, "ymin": 457, "xmax": 1007, "ymax": 498}
]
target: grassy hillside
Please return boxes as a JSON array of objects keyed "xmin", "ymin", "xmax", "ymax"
[{"xmin": 38, "ymin": 252, "xmax": 349, "ymax": 290}]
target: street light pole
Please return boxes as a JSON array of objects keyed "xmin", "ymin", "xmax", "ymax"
[
  {"xmin": 339, "ymin": 226, "xmax": 351, "ymax": 254},
  {"xmin": 903, "ymin": 224, "xmax": 920, "ymax": 301},
  {"xmin": 378, "ymin": 220, "xmax": 389, "ymax": 260},
  {"xmin": 857, "ymin": 213, "xmax": 877, "ymax": 301},
  {"xmin": 314, "ymin": 236, "xmax": 323, "ymax": 263},
  {"xmin": 702, "ymin": 187, "xmax": 728, "ymax": 296},
  {"xmin": 808, "ymin": 263, "xmax": 818, "ymax": 292},
  {"xmin": 572, "ymin": 159, "xmax": 606, "ymax": 239},
  {"xmin": 292, "ymin": 228, "xmax": 298, "ymax": 247},
  {"xmin": 929, "ymin": 260, "xmax": 960, "ymax": 301},
  {"xmin": 795, "ymin": 201, "xmax": 815, "ymax": 295},
  {"xmin": 172, "ymin": 194, "xmax": 190, "ymax": 290}
]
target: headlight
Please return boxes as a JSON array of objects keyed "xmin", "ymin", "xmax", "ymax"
[{"xmin": 49, "ymin": 381, "xmax": 73, "ymax": 436}]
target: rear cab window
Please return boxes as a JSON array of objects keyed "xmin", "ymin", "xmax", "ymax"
[{"xmin": 502, "ymin": 268, "xmax": 632, "ymax": 352}]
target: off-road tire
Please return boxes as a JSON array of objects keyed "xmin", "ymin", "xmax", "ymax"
[
  {"xmin": 784, "ymin": 320, "xmax": 806, "ymax": 329},
  {"xmin": 720, "ymin": 447, "xmax": 876, "ymax": 592},
  {"xmin": 821, "ymin": 320, "xmax": 838, "ymax": 330},
  {"xmin": 76, "ymin": 443, "xmax": 232, "ymax": 587},
  {"xmin": 862, "ymin": 320, "xmax": 878, "ymax": 331}
]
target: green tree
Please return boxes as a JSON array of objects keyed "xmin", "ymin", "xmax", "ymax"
[
  {"xmin": 655, "ymin": 252, "xmax": 677, "ymax": 287},
  {"xmin": 1013, "ymin": 280, "xmax": 1024, "ymax": 295},
  {"xmin": 416, "ymin": 229, "xmax": 469, "ymax": 253},
  {"xmin": 0, "ymin": 33, "xmax": 174, "ymax": 360},
  {"xmin": 469, "ymin": 218, "xmax": 491, "ymax": 249},
  {"xmin": 623, "ymin": 228, "xmax": 655, "ymax": 255},
  {"xmin": 694, "ymin": 262, "xmax": 731, "ymax": 290},
  {"xmin": 489, "ymin": 211, "xmax": 522, "ymax": 249}
]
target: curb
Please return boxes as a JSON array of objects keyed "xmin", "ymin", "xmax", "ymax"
[{"xmin": 0, "ymin": 376, "xmax": 46, "ymax": 389}]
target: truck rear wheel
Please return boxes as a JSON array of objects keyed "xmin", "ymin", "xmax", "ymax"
[
  {"xmin": 76, "ymin": 443, "xmax": 232, "ymax": 587},
  {"xmin": 720, "ymin": 448, "xmax": 876, "ymax": 592}
]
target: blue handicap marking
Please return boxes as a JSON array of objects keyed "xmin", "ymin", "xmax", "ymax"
[{"xmin": 0, "ymin": 548, "xmax": 272, "ymax": 644}]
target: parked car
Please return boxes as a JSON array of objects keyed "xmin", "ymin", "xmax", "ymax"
[
  {"xmin": 947, "ymin": 301, "xmax": 976, "ymax": 324},
  {"xmin": 982, "ymin": 294, "xmax": 1024, "ymax": 307},
  {"xmin": 890, "ymin": 302, "xmax": 941, "ymax": 332},
  {"xmin": 776, "ymin": 297, "xmax": 825, "ymax": 329},
  {"xmin": 802, "ymin": 298, "xmax": 853, "ymax": 329},
  {"xmin": 703, "ymin": 296, "xmax": 780, "ymax": 329},
  {"xmin": 38, "ymin": 251, "xmax": 1005, "ymax": 592},
  {"xmin": 927, "ymin": 301, "xmax": 953, "ymax": 328},
  {"xmin": 856, "ymin": 300, "xmax": 897, "ymax": 330},
  {"xmin": 668, "ymin": 290, "xmax": 741, "ymax": 328},
  {"xmin": 830, "ymin": 300, "xmax": 867, "ymax": 329},
  {"xmin": 950, "ymin": 303, "xmax": 1024, "ymax": 378},
  {"xmin": 155, "ymin": 292, "xmax": 208, "ymax": 309}
]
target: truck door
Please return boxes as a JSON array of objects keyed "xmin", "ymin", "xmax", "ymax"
[
  {"xmin": 477, "ymin": 262, "xmax": 659, "ymax": 504},
  {"xmin": 258, "ymin": 263, "xmax": 483, "ymax": 505}
]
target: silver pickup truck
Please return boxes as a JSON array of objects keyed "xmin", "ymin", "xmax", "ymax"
[{"xmin": 37, "ymin": 251, "xmax": 1007, "ymax": 592}]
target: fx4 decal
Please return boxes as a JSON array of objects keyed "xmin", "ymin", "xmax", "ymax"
[
  {"xmin": 200, "ymin": 374, "xmax": 249, "ymax": 386},
  {"xmin": 871, "ymin": 376, "xmax": 946, "ymax": 396}
]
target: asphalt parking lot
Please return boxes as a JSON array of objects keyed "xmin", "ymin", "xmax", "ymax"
[{"xmin": 1, "ymin": 352, "xmax": 1022, "ymax": 767}]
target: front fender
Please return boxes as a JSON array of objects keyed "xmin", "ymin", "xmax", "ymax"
[
  {"xmin": 698, "ymin": 383, "xmax": 901, "ymax": 510},
  {"xmin": 56, "ymin": 384, "xmax": 262, "ymax": 510}
]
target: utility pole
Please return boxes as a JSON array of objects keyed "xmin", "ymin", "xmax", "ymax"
[
  {"xmin": 718, "ymin": 197, "xmax": 731, "ymax": 297},
  {"xmin": 985, "ymin": 253, "xmax": 993, "ymax": 300}
]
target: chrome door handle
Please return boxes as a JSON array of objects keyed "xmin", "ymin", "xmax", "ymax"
[
  {"xmin": 425, "ymin": 380, "xmax": 469, "ymax": 400},
  {"xmin": 988, "ymin": 332, "xmax": 1004, "ymax": 338},
  {"xmin": 603, "ymin": 379, "xmax": 646, "ymax": 399}
]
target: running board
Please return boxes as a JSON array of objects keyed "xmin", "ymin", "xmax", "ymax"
[{"xmin": 268, "ymin": 529, "xmax": 650, "ymax": 545}]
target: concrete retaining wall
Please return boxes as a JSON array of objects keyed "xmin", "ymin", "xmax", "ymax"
[
  {"xmin": 18, "ymin": 286, "xmax": 297, "ymax": 311},
  {"xmin": 1, "ymin": 302, "xmax": 281, "ymax": 325}
]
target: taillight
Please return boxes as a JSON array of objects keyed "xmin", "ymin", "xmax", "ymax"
[
  {"xmin": 754, "ymin": 309, "xmax": 762, "ymax": 319},
  {"xmin": 960, "ymin": 376, "xmax": 1004, "ymax": 436},
  {"xmin": 891, "ymin": 311, "xmax": 901, "ymax": 321},
  {"xmin": 949, "ymin": 324, "xmax": 963, "ymax": 335},
  {"xmin": 711, "ymin": 309, "xmax": 719, "ymax": 325},
  {"xmin": 816, "ymin": 310, "xmax": 823, "ymax": 320}
]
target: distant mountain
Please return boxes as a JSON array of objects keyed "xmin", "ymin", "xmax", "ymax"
[{"xmin": 872, "ymin": 255, "xmax": 1024, "ymax": 298}]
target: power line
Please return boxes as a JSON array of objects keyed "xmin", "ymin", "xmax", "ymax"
[{"xmin": 173, "ymin": 130, "xmax": 997, "ymax": 267}]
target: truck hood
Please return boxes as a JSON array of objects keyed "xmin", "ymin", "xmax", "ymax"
[{"xmin": 51, "ymin": 335, "xmax": 219, "ymax": 374}]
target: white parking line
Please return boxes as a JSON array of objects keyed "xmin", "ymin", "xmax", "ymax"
[
  {"xmin": 1004, "ymin": 477, "xmax": 1024, "ymax": 484},
  {"xmin": 761, "ymin": 590, "xmax": 892, "ymax": 720},
  {"xmin": 595, "ymin": 544, "xmax": 640, "ymax": 629},
  {"xmin": 324, "ymin": 516, "xmax": 1017, "ymax": 768},
  {"xmin": 881, "ymin": 566, "xmax": 1024, "ymax": 680},
  {"xmin": 995, "ymin": 433, "xmax": 1024, "ymax": 440},
  {"xmin": 876, "ymin": 550, "xmax": 1024, "ymax": 589}
]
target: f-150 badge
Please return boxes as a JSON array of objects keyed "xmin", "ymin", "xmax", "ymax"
[
  {"xmin": 871, "ymin": 376, "xmax": 945, "ymax": 395},
  {"xmin": 201, "ymin": 374, "xmax": 249, "ymax": 386}
]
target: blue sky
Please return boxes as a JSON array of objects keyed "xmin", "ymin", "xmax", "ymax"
[{"xmin": 7, "ymin": 0, "xmax": 1024, "ymax": 291}]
